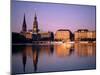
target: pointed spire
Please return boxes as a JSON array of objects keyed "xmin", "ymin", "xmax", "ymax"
[
  {"xmin": 34, "ymin": 8, "xmax": 37, "ymax": 19},
  {"xmin": 22, "ymin": 13, "xmax": 27, "ymax": 32},
  {"xmin": 34, "ymin": 11, "xmax": 37, "ymax": 20},
  {"xmin": 24, "ymin": 13, "xmax": 25, "ymax": 23},
  {"xmin": 24, "ymin": 13, "xmax": 27, "ymax": 24}
]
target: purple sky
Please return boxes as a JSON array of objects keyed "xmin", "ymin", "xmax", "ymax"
[{"xmin": 11, "ymin": 1, "xmax": 96, "ymax": 33}]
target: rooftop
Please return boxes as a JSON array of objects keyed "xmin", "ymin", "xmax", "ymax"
[
  {"xmin": 57, "ymin": 29, "xmax": 71, "ymax": 31},
  {"xmin": 77, "ymin": 29, "xmax": 88, "ymax": 32}
]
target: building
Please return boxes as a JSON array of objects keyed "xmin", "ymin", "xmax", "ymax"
[
  {"xmin": 55, "ymin": 29, "xmax": 71, "ymax": 42},
  {"xmin": 20, "ymin": 12, "xmax": 54, "ymax": 41},
  {"xmin": 39, "ymin": 32, "xmax": 54, "ymax": 41},
  {"xmin": 25, "ymin": 32, "xmax": 32, "ymax": 39},
  {"xmin": 32, "ymin": 13, "xmax": 54, "ymax": 41},
  {"xmin": 74, "ymin": 29, "xmax": 88, "ymax": 41},
  {"xmin": 20, "ymin": 14, "xmax": 32, "ymax": 40},
  {"xmin": 74, "ymin": 29, "xmax": 96, "ymax": 41},
  {"xmin": 87, "ymin": 31, "xmax": 96, "ymax": 39}
]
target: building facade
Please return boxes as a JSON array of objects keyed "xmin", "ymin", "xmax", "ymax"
[
  {"xmin": 74, "ymin": 29, "xmax": 96, "ymax": 41},
  {"xmin": 55, "ymin": 29, "xmax": 71, "ymax": 42},
  {"xmin": 25, "ymin": 32, "xmax": 32, "ymax": 39}
]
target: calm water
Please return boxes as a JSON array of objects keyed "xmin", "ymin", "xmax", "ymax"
[{"xmin": 12, "ymin": 42, "xmax": 96, "ymax": 74}]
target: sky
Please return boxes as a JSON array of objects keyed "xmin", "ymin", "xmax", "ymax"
[{"xmin": 11, "ymin": 0, "xmax": 96, "ymax": 33}]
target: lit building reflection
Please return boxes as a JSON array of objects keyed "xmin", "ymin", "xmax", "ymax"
[
  {"xmin": 22, "ymin": 45, "xmax": 54, "ymax": 72},
  {"xmin": 54, "ymin": 43, "xmax": 72, "ymax": 57},
  {"xmin": 50, "ymin": 45, "xmax": 54, "ymax": 54},
  {"xmin": 39, "ymin": 45, "xmax": 54, "ymax": 56},
  {"xmin": 22, "ymin": 47, "xmax": 27, "ymax": 72},
  {"xmin": 22, "ymin": 45, "xmax": 33, "ymax": 72},
  {"xmin": 31, "ymin": 45, "xmax": 54, "ymax": 72},
  {"xmin": 32, "ymin": 45, "xmax": 39, "ymax": 72},
  {"xmin": 74, "ymin": 43, "xmax": 96, "ymax": 57},
  {"xmin": 22, "ymin": 45, "xmax": 39, "ymax": 72},
  {"xmin": 25, "ymin": 45, "xmax": 33, "ymax": 58}
]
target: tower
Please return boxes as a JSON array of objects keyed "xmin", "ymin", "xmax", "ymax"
[
  {"xmin": 33, "ymin": 13, "xmax": 39, "ymax": 34},
  {"xmin": 22, "ymin": 14, "xmax": 27, "ymax": 32}
]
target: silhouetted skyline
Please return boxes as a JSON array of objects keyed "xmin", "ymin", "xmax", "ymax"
[{"xmin": 11, "ymin": 1, "xmax": 96, "ymax": 33}]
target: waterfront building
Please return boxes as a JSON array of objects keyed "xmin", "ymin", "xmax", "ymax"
[
  {"xmin": 39, "ymin": 32, "xmax": 54, "ymax": 41},
  {"xmin": 74, "ymin": 29, "xmax": 96, "ymax": 41},
  {"xmin": 87, "ymin": 31, "xmax": 96, "ymax": 39},
  {"xmin": 55, "ymin": 29, "xmax": 71, "ymax": 42}
]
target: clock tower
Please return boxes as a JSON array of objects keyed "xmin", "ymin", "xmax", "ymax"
[{"xmin": 33, "ymin": 13, "xmax": 39, "ymax": 34}]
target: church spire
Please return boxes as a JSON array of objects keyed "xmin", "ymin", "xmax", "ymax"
[
  {"xmin": 22, "ymin": 14, "xmax": 27, "ymax": 32},
  {"xmin": 34, "ymin": 12, "xmax": 37, "ymax": 20}
]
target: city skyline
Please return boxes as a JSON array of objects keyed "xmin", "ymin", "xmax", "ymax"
[
  {"xmin": 11, "ymin": 1, "xmax": 96, "ymax": 33},
  {"xmin": 11, "ymin": 1, "xmax": 96, "ymax": 74}
]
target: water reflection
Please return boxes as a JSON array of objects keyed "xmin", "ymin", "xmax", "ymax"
[
  {"xmin": 32, "ymin": 45, "xmax": 39, "ymax": 72},
  {"xmin": 21, "ymin": 45, "xmax": 54, "ymax": 73},
  {"xmin": 74, "ymin": 43, "xmax": 96, "ymax": 57},
  {"xmin": 22, "ymin": 49, "xmax": 27, "ymax": 72},
  {"xmin": 54, "ymin": 43, "xmax": 73, "ymax": 57},
  {"xmin": 12, "ymin": 42, "xmax": 96, "ymax": 74}
]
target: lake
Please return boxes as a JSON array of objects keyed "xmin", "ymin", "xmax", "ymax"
[{"xmin": 12, "ymin": 42, "xmax": 96, "ymax": 74}]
